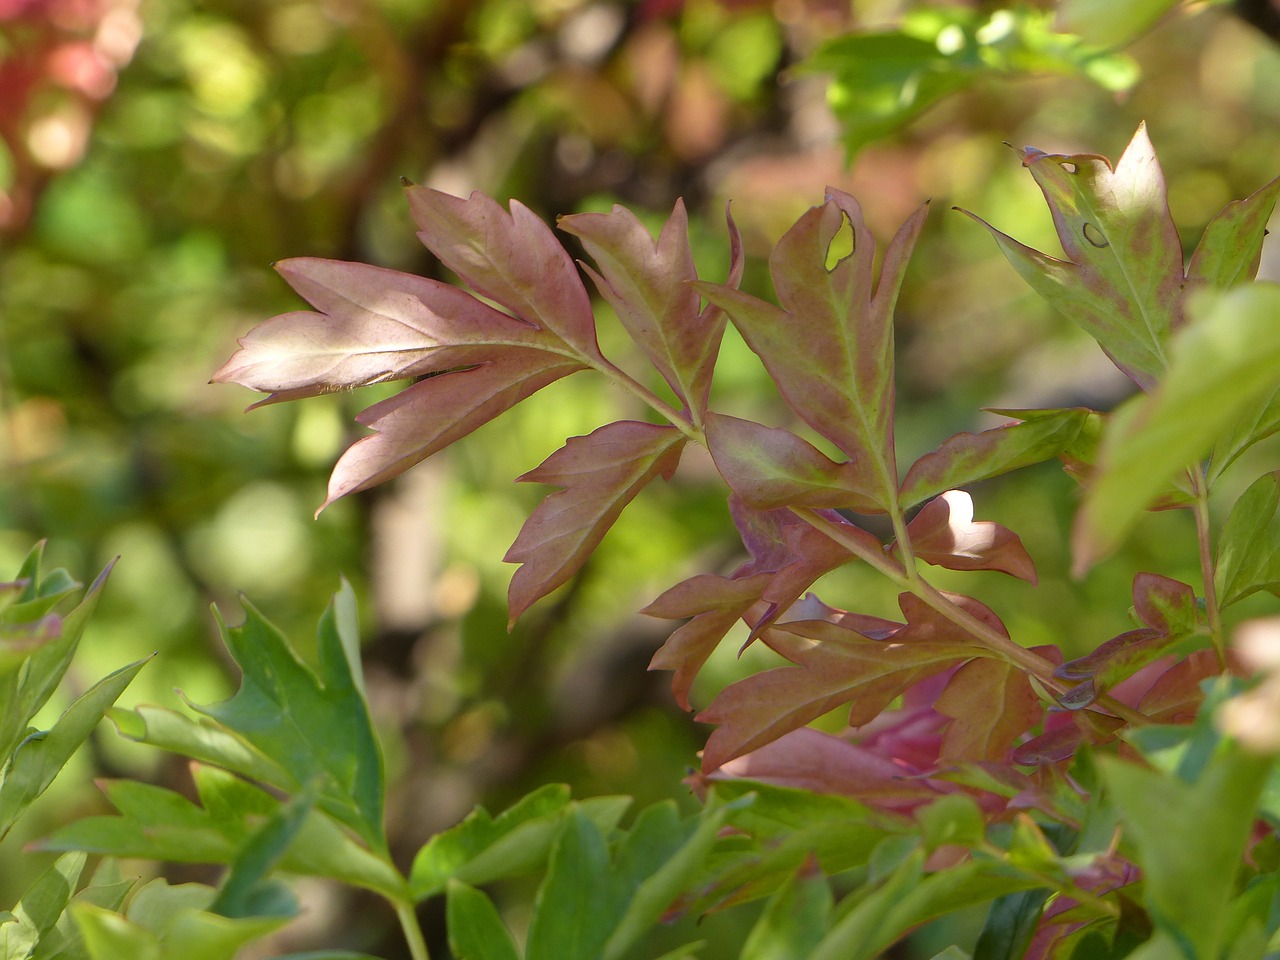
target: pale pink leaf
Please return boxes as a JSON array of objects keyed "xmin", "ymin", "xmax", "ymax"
[
  {"xmin": 504, "ymin": 421, "xmax": 686, "ymax": 623},
  {"xmin": 695, "ymin": 193, "xmax": 929, "ymax": 507},
  {"xmin": 323, "ymin": 352, "xmax": 584, "ymax": 509},
  {"xmin": 404, "ymin": 186, "xmax": 604, "ymax": 360},
  {"xmin": 212, "ymin": 258, "xmax": 549, "ymax": 400},
  {"xmin": 559, "ymin": 200, "xmax": 743, "ymax": 416},
  {"xmin": 901, "ymin": 490, "xmax": 1038, "ymax": 583},
  {"xmin": 705, "ymin": 412, "xmax": 882, "ymax": 512}
]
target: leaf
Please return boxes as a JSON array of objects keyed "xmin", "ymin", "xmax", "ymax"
[
  {"xmin": 1216, "ymin": 471, "xmax": 1280, "ymax": 609},
  {"xmin": 902, "ymin": 490, "xmax": 1037, "ymax": 583},
  {"xmin": 973, "ymin": 888, "xmax": 1053, "ymax": 960},
  {"xmin": 1074, "ymin": 284, "xmax": 1280, "ymax": 571},
  {"xmin": 0, "ymin": 657, "xmax": 148, "ymax": 843},
  {"xmin": 1187, "ymin": 175, "xmax": 1280, "ymax": 290},
  {"xmin": 899, "ymin": 409, "xmax": 1096, "ymax": 508},
  {"xmin": 697, "ymin": 596, "xmax": 981, "ymax": 771},
  {"xmin": 404, "ymin": 186, "xmax": 604, "ymax": 360},
  {"xmin": 740, "ymin": 855, "xmax": 833, "ymax": 960},
  {"xmin": 0, "ymin": 852, "xmax": 87, "ymax": 960},
  {"xmin": 705, "ymin": 413, "xmax": 881, "ymax": 511},
  {"xmin": 645, "ymin": 572, "xmax": 774, "ymax": 711},
  {"xmin": 1056, "ymin": 0, "xmax": 1179, "ymax": 47},
  {"xmin": 696, "ymin": 192, "xmax": 928, "ymax": 507},
  {"xmin": 323, "ymin": 351, "xmax": 586, "ymax": 509},
  {"xmin": 505, "ymin": 421, "xmax": 686, "ymax": 624},
  {"xmin": 210, "ymin": 787, "xmax": 314, "ymax": 919},
  {"xmin": 446, "ymin": 881, "xmax": 520, "ymax": 960},
  {"xmin": 525, "ymin": 810, "xmax": 616, "ymax": 960},
  {"xmin": 211, "ymin": 259, "xmax": 552, "ymax": 400},
  {"xmin": 960, "ymin": 125, "xmax": 1184, "ymax": 391},
  {"xmin": 199, "ymin": 591, "xmax": 386, "ymax": 851},
  {"xmin": 559, "ymin": 200, "xmax": 743, "ymax": 417},
  {"xmin": 1100, "ymin": 746, "xmax": 1272, "ymax": 959},
  {"xmin": 935, "ymin": 657, "xmax": 1040, "ymax": 762}
]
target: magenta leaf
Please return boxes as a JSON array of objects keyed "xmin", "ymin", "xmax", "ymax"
[
  {"xmin": 696, "ymin": 191, "xmax": 929, "ymax": 509},
  {"xmin": 900, "ymin": 491, "xmax": 1037, "ymax": 584},
  {"xmin": 504, "ymin": 421, "xmax": 687, "ymax": 623},
  {"xmin": 322, "ymin": 352, "xmax": 585, "ymax": 509},
  {"xmin": 559, "ymin": 201, "xmax": 743, "ymax": 418},
  {"xmin": 404, "ymin": 186, "xmax": 605, "ymax": 361},
  {"xmin": 899, "ymin": 408, "xmax": 1097, "ymax": 508},
  {"xmin": 705, "ymin": 413, "xmax": 883, "ymax": 512},
  {"xmin": 959, "ymin": 125, "xmax": 1184, "ymax": 391},
  {"xmin": 213, "ymin": 258, "xmax": 556, "ymax": 404},
  {"xmin": 1186, "ymin": 174, "xmax": 1280, "ymax": 289}
]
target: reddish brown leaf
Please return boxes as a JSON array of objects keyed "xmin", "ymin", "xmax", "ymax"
[
  {"xmin": 901, "ymin": 490, "xmax": 1037, "ymax": 583},
  {"xmin": 696, "ymin": 193, "xmax": 929, "ymax": 507},
  {"xmin": 959, "ymin": 125, "xmax": 1184, "ymax": 391},
  {"xmin": 559, "ymin": 200, "xmax": 743, "ymax": 417},
  {"xmin": 899, "ymin": 409, "xmax": 1095, "ymax": 508},
  {"xmin": 1136, "ymin": 649, "xmax": 1219, "ymax": 723},
  {"xmin": 705, "ymin": 413, "xmax": 882, "ymax": 512},
  {"xmin": 212, "ymin": 258, "xmax": 551, "ymax": 402},
  {"xmin": 323, "ymin": 352, "xmax": 585, "ymax": 509},
  {"xmin": 404, "ymin": 186, "xmax": 605, "ymax": 360},
  {"xmin": 1011, "ymin": 712, "xmax": 1124, "ymax": 766},
  {"xmin": 505, "ymin": 421, "xmax": 686, "ymax": 623},
  {"xmin": 935, "ymin": 657, "xmax": 1041, "ymax": 762}
]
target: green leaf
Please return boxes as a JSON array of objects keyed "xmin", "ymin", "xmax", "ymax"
[
  {"xmin": 525, "ymin": 809, "xmax": 615, "ymax": 960},
  {"xmin": 1057, "ymin": 0, "xmax": 1180, "ymax": 47},
  {"xmin": 973, "ymin": 888, "xmax": 1052, "ymax": 960},
  {"xmin": 1187, "ymin": 175, "xmax": 1280, "ymax": 291},
  {"xmin": 740, "ymin": 856, "xmax": 833, "ymax": 960},
  {"xmin": 0, "ymin": 852, "xmax": 87, "ymax": 959},
  {"xmin": 914, "ymin": 794, "xmax": 986, "ymax": 852},
  {"xmin": 1075, "ymin": 285, "xmax": 1280, "ymax": 570},
  {"xmin": 200, "ymin": 589, "xmax": 385, "ymax": 851},
  {"xmin": 1215, "ymin": 471, "xmax": 1280, "ymax": 609},
  {"xmin": 1100, "ymin": 745, "xmax": 1273, "ymax": 958},
  {"xmin": 446, "ymin": 881, "xmax": 520, "ymax": 960},
  {"xmin": 0, "ymin": 657, "xmax": 148, "ymax": 842},
  {"xmin": 209, "ymin": 787, "xmax": 314, "ymax": 919},
  {"xmin": 962, "ymin": 125, "xmax": 1183, "ymax": 392},
  {"xmin": 900, "ymin": 409, "xmax": 1095, "ymax": 507}
]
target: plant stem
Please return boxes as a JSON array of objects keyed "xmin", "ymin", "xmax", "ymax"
[
  {"xmin": 792, "ymin": 507, "xmax": 1152, "ymax": 727},
  {"xmin": 1190, "ymin": 467, "xmax": 1226, "ymax": 667},
  {"xmin": 396, "ymin": 899, "xmax": 430, "ymax": 960}
]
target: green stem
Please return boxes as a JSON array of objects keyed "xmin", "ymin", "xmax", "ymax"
[
  {"xmin": 585, "ymin": 356, "xmax": 700, "ymax": 441},
  {"xmin": 396, "ymin": 899, "xmax": 430, "ymax": 960},
  {"xmin": 1190, "ymin": 467, "xmax": 1226, "ymax": 667},
  {"xmin": 792, "ymin": 507, "xmax": 1152, "ymax": 727}
]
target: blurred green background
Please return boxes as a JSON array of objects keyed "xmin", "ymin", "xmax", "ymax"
[{"xmin": 2, "ymin": 0, "xmax": 1278, "ymax": 955}]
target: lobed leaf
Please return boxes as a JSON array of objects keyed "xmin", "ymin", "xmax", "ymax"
[
  {"xmin": 404, "ymin": 186, "xmax": 604, "ymax": 360},
  {"xmin": 559, "ymin": 200, "xmax": 743, "ymax": 418},
  {"xmin": 505, "ymin": 420, "xmax": 686, "ymax": 624},
  {"xmin": 1216, "ymin": 471, "xmax": 1280, "ymax": 609},
  {"xmin": 960, "ymin": 125, "xmax": 1184, "ymax": 391},
  {"xmin": 705, "ymin": 413, "xmax": 881, "ymax": 512},
  {"xmin": 934, "ymin": 657, "xmax": 1040, "ymax": 763},
  {"xmin": 323, "ymin": 351, "xmax": 586, "ymax": 510},
  {"xmin": 697, "ymin": 192, "xmax": 928, "ymax": 508},
  {"xmin": 1074, "ymin": 284, "xmax": 1280, "ymax": 570},
  {"xmin": 899, "ymin": 408, "xmax": 1097, "ymax": 508},
  {"xmin": 901, "ymin": 490, "xmax": 1037, "ymax": 583}
]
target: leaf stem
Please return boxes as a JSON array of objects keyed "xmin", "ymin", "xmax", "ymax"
[
  {"xmin": 585, "ymin": 356, "xmax": 700, "ymax": 441},
  {"xmin": 1190, "ymin": 468, "xmax": 1226, "ymax": 667},
  {"xmin": 395, "ymin": 899, "xmax": 430, "ymax": 960},
  {"xmin": 791, "ymin": 507, "xmax": 1152, "ymax": 727}
]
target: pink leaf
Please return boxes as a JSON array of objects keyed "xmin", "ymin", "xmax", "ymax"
[
  {"xmin": 323, "ymin": 352, "xmax": 585, "ymax": 509},
  {"xmin": 705, "ymin": 413, "xmax": 882, "ymax": 512},
  {"xmin": 212, "ymin": 258, "xmax": 550, "ymax": 401},
  {"xmin": 899, "ymin": 409, "xmax": 1096, "ymax": 508},
  {"xmin": 958, "ymin": 125, "xmax": 1184, "ymax": 391},
  {"xmin": 504, "ymin": 421, "xmax": 686, "ymax": 624},
  {"xmin": 696, "ymin": 192, "xmax": 929, "ymax": 507},
  {"xmin": 901, "ymin": 490, "xmax": 1037, "ymax": 583},
  {"xmin": 559, "ymin": 200, "xmax": 743, "ymax": 417},
  {"xmin": 404, "ymin": 187, "xmax": 604, "ymax": 360},
  {"xmin": 935, "ymin": 657, "xmax": 1041, "ymax": 762}
]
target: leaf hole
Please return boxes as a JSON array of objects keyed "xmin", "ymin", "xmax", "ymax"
[
  {"xmin": 1061, "ymin": 161, "xmax": 1078, "ymax": 174},
  {"xmin": 1082, "ymin": 222, "xmax": 1109, "ymax": 248},
  {"xmin": 825, "ymin": 214, "xmax": 855, "ymax": 271}
]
